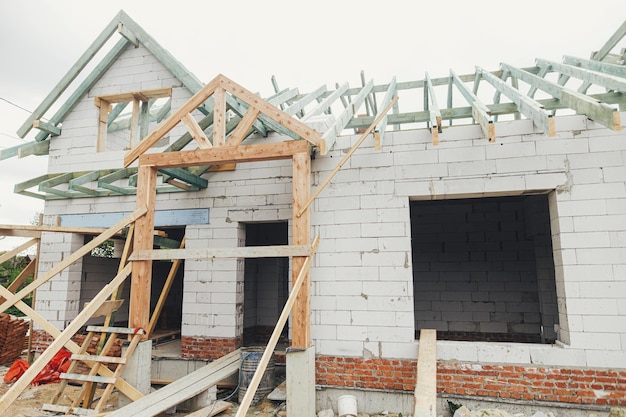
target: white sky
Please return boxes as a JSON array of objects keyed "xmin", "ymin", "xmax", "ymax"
[{"xmin": 0, "ymin": 0, "xmax": 624, "ymax": 250}]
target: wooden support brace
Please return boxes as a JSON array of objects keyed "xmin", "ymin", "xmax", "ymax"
[{"xmin": 413, "ymin": 329, "xmax": 437, "ymax": 417}]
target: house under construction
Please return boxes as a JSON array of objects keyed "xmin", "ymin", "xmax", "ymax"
[{"xmin": 0, "ymin": 10, "xmax": 625, "ymax": 417}]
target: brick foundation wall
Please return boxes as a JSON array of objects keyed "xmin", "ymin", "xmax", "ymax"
[
  {"xmin": 181, "ymin": 336, "xmax": 242, "ymax": 360},
  {"xmin": 316, "ymin": 355, "xmax": 626, "ymax": 406}
]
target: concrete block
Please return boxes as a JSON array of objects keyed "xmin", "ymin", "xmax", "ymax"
[
  {"xmin": 569, "ymin": 332, "xmax": 622, "ymax": 350},
  {"xmin": 476, "ymin": 343, "xmax": 531, "ymax": 363},
  {"xmin": 585, "ymin": 348, "xmax": 626, "ymax": 368},
  {"xmin": 485, "ymin": 141, "xmax": 536, "ymax": 159},
  {"xmin": 317, "ymin": 339, "xmax": 363, "ymax": 357},
  {"xmin": 495, "ymin": 155, "xmax": 547, "ymax": 174}
]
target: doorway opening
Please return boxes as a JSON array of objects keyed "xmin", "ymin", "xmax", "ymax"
[{"xmin": 243, "ymin": 222, "xmax": 289, "ymax": 346}]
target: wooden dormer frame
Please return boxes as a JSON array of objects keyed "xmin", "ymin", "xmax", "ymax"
[{"xmin": 95, "ymin": 87, "xmax": 172, "ymax": 152}]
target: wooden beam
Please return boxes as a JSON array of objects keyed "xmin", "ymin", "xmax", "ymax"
[
  {"xmin": 374, "ymin": 76, "xmax": 397, "ymax": 149},
  {"xmin": 182, "ymin": 113, "xmax": 212, "ymax": 149},
  {"xmin": 235, "ymin": 235, "xmax": 319, "ymax": 417},
  {"xmin": 0, "ymin": 208, "xmax": 146, "ymax": 313},
  {"xmin": 425, "ymin": 72, "xmax": 442, "ymax": 145},
  {"xmin": 97, "ymin": 99, "xmax": 111, "ymax": 152},
  {"xmin": 0, "ymin": 238, "xmax": 37, "ymax": 265},
  {"xmin": 301, "ymin": 82, "xmax": 349, "ymax": 122},
  {"xmin": 117, "ymin": 22, "xmax": 139, "ymax": 47},
  {"xmin": 130, "ymin": 167, "xmax": 156, "ymax": 333},
  {"xmin": 16, "ymin": 10, "xmax": 123, "ymax": 138},
  {"xmin": 227, "ymin": 107, "xmax": 261, "ymax": 146},
  {"xmin": 98, "ymin": 88, "xmax": 172, "ymax": 105},
  {"xmin": 502, "ymin": 63, "xmax": 621, "ymax": 131},
  {"xmin": 450, "ymin": 69, "xmax": 495, "ymax": 142},
  {"xmin": 34, "ymin": 37, "xmax": 130, "ymax": 143},
  {"xmin": 413, "ymin": 329, "xmax": 437, "ymax": 417},
  {"xmin": 130, "ymin": 244, "xmax": 312, "ymax": 261},
  {"xmin": 213, "ymin": 87, "xmax": 227, "ymax": 147},
  {"xmin": 476, "ymin": 66, "xmax": 555, "ymax": 137},
  {"xmin": 139, "ymin": 140, "xmax": 309, "ymax": 169},
  {"xmin": 291, "ymin": 152, "xmax": 311, "ymax": 349},
  {"xmin": 0, "ymin": 224, "xmax": 117, "ymax": 235},
  {"xmin": 32, "ymin": 120, "xmax": 61, "ymax": 136},
  {"xmin": 124, "ymin": 76, "xmax": 222, "ymax": 167},
  {"xmin": 563, "ymin": 55, "xmax": 626, "ymax": 79},
  {"xmin": 536, "ymin": 58, "xmax": 626, "ymax": 93},
  {"xmin": 0, "ymin": 263, "xmax": 133, "ymax": 415},
  {"xmin": 17, "ymin": 140, "xmax": 50, "ymax": 158}
]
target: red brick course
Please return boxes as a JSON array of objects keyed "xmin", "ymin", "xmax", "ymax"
[
  {"xmin": 316, "ymin": 355, "xmax": 626, "ymax": 406},
  {"xmin": 181, "ymin": 336, "xmax": 242, "ymax": 360}
]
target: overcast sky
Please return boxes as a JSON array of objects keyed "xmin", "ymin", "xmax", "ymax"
[{"xmin": 0, "ymin": 0, "xmax": 624, "ymax": 250}]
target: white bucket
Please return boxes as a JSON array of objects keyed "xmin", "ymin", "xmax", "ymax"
[{"xmin": 337, "ymin": 394, "xmax": 358, "ymax": 417}]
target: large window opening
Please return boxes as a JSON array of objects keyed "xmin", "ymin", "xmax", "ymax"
[
  {"xmin": 243, "ymin": 222, "xmax": 289, "ymax": 347},
  {"xmin": 410, "ymin": 195, "xmax": 559, "ymax": 344}
]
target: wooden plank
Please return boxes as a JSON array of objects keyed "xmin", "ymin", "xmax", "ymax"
[
  {"xmin": 139, "ymin": 140, "xmax": 309, "ymax": 169},
  {"xmin": 0, "ymin": 238, "xmax": 37, "ymax": 265},
  {"xmin": 130, "ymin": 244, "xmax": 311, "ymax": 261},
  {"xmin": 71, "ymin": 354, "xmax": 127, "ymax": 364},
  {"xmin": 413, "ymin": 329, "xmax": 437, "ymax": 417},
  {"xmin": 235, "ymin": 235, "xmax": 320, "ymax": 417},
  {"xmin": 97, "ymin": 99, "xmax": 111, "ymax": 152},
  {"xmin": 130, "ymin": 167, "xmax": 157, "ymax": 332},
  {"xmin": 0, "ymin": 224, "xmax": 116, "ymax": 235},
  {"xmin": 41, "ymin": 404, "xmax": 95, "ymax": 415},
  {"xmin": 32, "ymin": 120, "xmax": 61, "ymax": 136},
  {"xmin": 130, "ymin": 97, "xmax": 141, "ymax": 148},
  {"xmin": 291, "ymin": 152, "xmax": 311, "ymax": 349},
  {"xmin": 182, "ymin": 113, "xmax": 212, "ymax": 149},
  {"xmin": 375, "ymin": 77, "xmax": 397, "ymax": 149},
  {"xmin": 61, "ymin": 373, "xmax": 117, "ymax": 384},
  {"xmin": 0, "ymin": 263, "xmax": 133, "ymax": 415},
  {"xmin": 213, "ymin": 87, "xmax": 226, "ymax": 147},
  {"xmin": 106, "ymin": 349, "xmax": 241, "ymax": 417},
  {"xmin": 184, "ymin": 401, "xmax": 232, "ymax": 417},
  {"xmin": 0, "ymin": 207, "xmax": 146, "ymax": 313}
]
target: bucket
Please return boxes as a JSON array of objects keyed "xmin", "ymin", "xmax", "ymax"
[
  {"xmin": 337, "ymin": 394, "xmax": 358, "ymax": 417},
  {"xmin": 238, "ymin": 346, "xmax": 275, "ymax": 406}
]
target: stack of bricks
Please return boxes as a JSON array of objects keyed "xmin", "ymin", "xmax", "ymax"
[
  {"xmin": 0, "ymin": 314, "xmax": 28, "ymax": 365},
  {"xmin": 181, "ymin": 336, "xmax": 241, "ymax": 360},
  {"xmin": 316, "ymin": 355, "xmax": 626, "ymax": 406}
]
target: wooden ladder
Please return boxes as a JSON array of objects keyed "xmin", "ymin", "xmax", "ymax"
[{"xmin": 42, "ymin": 326, "xmax": 145, "ymax": 416}]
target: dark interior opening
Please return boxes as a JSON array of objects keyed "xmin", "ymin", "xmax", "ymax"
[
  {"xmin": 243, "ymin": 222, "xmax": 289, "ymax": 346},
  {"xmin": 410, "ymin": 195, "xmax": 559, "ymax": 344}
]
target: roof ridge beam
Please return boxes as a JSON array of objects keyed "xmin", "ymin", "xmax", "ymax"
[
  {"xmin": 477, "ymin": 66, "xmax": 554, "ymax": 137},
  {"xmin": 450, "ymin": 69, "xmax": 495, "ymax": 142},
  {"xmin": 502, "ymin": 63, "xmax": 621, "ymax": 131},
  {"xmin": 17, "ymin": 10, "xmax": 124, "ymax": 138}
]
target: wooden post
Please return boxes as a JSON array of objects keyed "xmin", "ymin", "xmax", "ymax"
[
  {"xmin": 130, "ymin": 165, "xmax": 157, "ymax": 332},
  {"xmin": 291, "ymin": 151, "xmax": 311, "ymax": 348},
  {"xmin": 413, "ymin": 329, "xmax": 437, "ymax": 417}
]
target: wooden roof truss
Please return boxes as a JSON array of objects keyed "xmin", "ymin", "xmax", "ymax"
[{"xmin": 3, "ymin": 14, "xmax": 626, "ymax": 199}]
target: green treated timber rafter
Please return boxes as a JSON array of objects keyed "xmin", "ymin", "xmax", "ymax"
[
  {"xmin": 34, "ymin": 38, "xmax": 130, "ymax": 142},
  {"xmin": 450, "ymin": 69, "xmax": 495, "ymax": 142},
  {"xmin": 424, "ymin": 72, "xmax": 442, "ymax": 135},
  {"xmin": 0, "ymin": 141, "xmax": 49, "ymax": 160},
  {"xmin": 536, "ymin": 58, "xmax": 626, "ymax": 94},
  {"xmin": 501, "ymin": 63, "xmax": 621, "ymax": 131},
  {"xmin": 323, "ymin": 79, "xmax": 374, "ymax": 152},
  {"xmin": 563, "ymin": 55, "xmax": 626, "ymax": 79},
  {"xmin": 17, "ymin": 10, "xmax": 125, "ymax": 138},
  {"xmin": 301, "ymin": 83, "xmax": 349, "ymax": 122},
  {"xmin": 476, "ymin": 66, "xmax": 555, "ymax": 137},
  {"xmin": 375, "ymin": 76, "xmax": 397, "ymax": 146}
]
